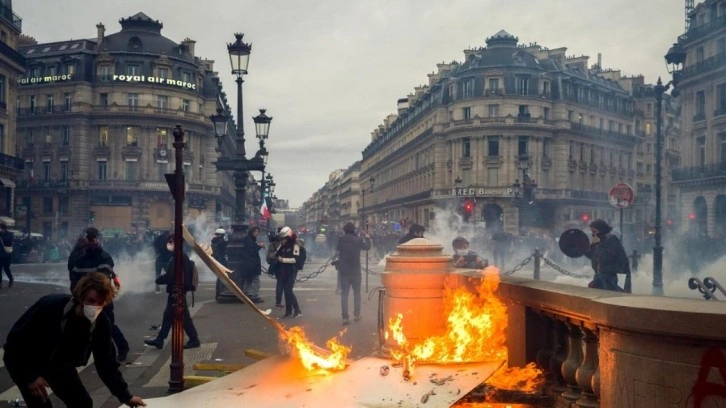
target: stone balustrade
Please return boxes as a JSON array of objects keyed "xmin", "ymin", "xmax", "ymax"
[{"xmin": 496, "ymin": 276, "xmax": 726, "ymax": 408}]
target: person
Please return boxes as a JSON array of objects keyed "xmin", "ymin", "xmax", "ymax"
[
  {"xmin": 276, "ymin": 226, "xmax": 305, "ymax": 318},
  {"xmin": 451, "ymin": 236, "xmax": 488, "ymax": 269},
  {"xmin": 398, "ymin": 224, "xmax": 425, "ymax": 244},
  {"xmin": 0, "ymin": 222, "xmax": 14, "ymax": 289},
  {"xmin": 584, "ymin": 219, "xmax": 630, "ymax": 292},
  {"xmin": 336, "ymin": 222, "xmax": 371, "ymax": 325},
  {"xmin": 68, "ymin": 227, "xmax": 130, "ymax": 362},
  {"xmin": 240, "ymin": 226, "xmax": 265, "ymax": 303},
  {"xmin": 211, "ymin": 228, "xmax": 228, "ymax": 298},
  {"xmin": 266, "ymin": 228, "xmax": 284, "ymax": 308},
  {"xmin": 491, "ymin": 229, "xmax": 511, "ymax": 269},
  {"xmin": 3, "ymin": 272, "xmax": 146, "ymax": 408},
  {"xmin": 152, "ymin": 231, "xmax": 172, "ymax": 294},
  {"xmin": 144, "ymin": 234, "xmax": 200, "ymax": 349}
]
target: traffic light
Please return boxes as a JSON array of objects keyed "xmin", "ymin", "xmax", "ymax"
[
  {"xmin": 462, "ymin": 199, "xmax": 476, "ymax": 222},
  {"xmin": 581, "ymin": 213, "xmax": 590, "ymax": 222},
  {"xmin": 688, "ymin": 212, "xmax": 696, "ymax": 221},
  {"xmin": 89, "ymin": 211, "xmax": 96, "ymax": 223}
]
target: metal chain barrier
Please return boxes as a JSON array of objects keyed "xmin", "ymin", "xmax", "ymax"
[
  {"xmin": 296, "ymin": 256, "xmax": 336, "ymax": 283},
  {"xmin": 501, "ymin": 255, "xmax": 533, "ymax": 276},
  {"xmin": 540, "ymin": 255, "xmax": 592, "ymax": 279}
]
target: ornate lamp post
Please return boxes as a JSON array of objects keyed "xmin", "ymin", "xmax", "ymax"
[
  {"xmin": 361, "ymin": 176, "xmax": 375, "ymax": 292},
  {"xmin": 652, "ymin": 42, "xmax": 685, "ymax": 295},
  {"xmin": 212, "ymin": 33, "xmax": 270, "ymax": 293}
]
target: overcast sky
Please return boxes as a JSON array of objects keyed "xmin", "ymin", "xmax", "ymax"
[{"xmin": 15, "ymin": 0, "xmax": 685, "ymax": 207}]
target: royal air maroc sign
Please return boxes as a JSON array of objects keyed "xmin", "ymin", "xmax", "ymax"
[
  {"xmin": 18, "ymin": 74, "xmax": 74, "ymax": 85},
  {"xmin": 109, "ymin": 74, "xmax": 197, "ymax": 90}
]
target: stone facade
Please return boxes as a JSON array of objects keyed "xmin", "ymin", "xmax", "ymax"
[
  {"xmin": 14, "ymin": 13, "xmax": 238, "ymax": 239},
  {"xmin": 671, "ymin": 0, "xmax": 726, "ymax": 239}
]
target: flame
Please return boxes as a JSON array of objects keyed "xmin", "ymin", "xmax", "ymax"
[
  {"xmin": 386, "ymin": 267, "xmax": 543, "ymax": 390},
  {"xmin": 486, "ymin": 362, "xmax": 544, "ymax": 393},
  {"xmin": 281, "ymin": 326, "xmax": 351, "ymax": 372}
]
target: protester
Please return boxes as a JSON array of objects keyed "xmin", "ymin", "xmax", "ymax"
[
  {"xmin": 240, "ymin": 226, "xmax": 265, "ymax": 303},
  {"xmin": 0, "ymin": 222, "xmax": 14, "ymax": 288},
  {"xmin": 3, "ymin": 272, "xmax": 146, "ymax": 407},
  {"xmin": 68, "ymin": 227, "xmax": 130, "ymax": 362},
  {"xmin": 211, "ymin": 228, "xmax": 228, "ymax": 298},
  {"xmin": 451, "ymin": 236, "xmax": 488, "ymax": 269},
  {"xmin": 144, "ymin": 234, "xmax": 200, "ymax": 350},
  {"xmin": 585, "ymin": 219, "xmax": 630, "ymax": 292},
  {"xmin": 398, "ymin": 224, "xmax": 425, "ymax": 244},
  {"xmin": 335, "ymin": 222, "xmax": 371, "ymax": 325},
  {"xmin": 266, "ymin": 227, "xmax": 284, "ymax": 308},
  {"xmin": 152, "ymin": 231, "xmax": 173, "ymax": 294},
  {"xmin": 276, "ymin": 226, "xmax": 305, "ymax": 318}
]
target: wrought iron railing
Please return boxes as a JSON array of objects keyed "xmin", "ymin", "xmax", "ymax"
[
  {"xmin": 0, "ymin": 152, "xmax": 24, "ymax": 171},
  {"xmin": 0, "ymin": 2, "xmax": 22, "ymax": 32},
  {"xmin": 671, "ymin": 161, "xmax": 726, "ymax": 182}
]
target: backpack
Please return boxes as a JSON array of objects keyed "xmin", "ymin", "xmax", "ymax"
[
  {"xmin": 294, "ymin": 243, "xmax": 306, "ymax": 271},
  {"xmin": 183, "ymin": 258, "xmax": 199, "ymax": 292}
]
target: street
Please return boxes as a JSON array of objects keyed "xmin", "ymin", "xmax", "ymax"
[{"xmin": 0, "ymin": 256, "xmax": 385, "ymax": 407}]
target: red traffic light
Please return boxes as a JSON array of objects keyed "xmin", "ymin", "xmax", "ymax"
[
  {"xmin": 464, "ymin": 201, "xmax": 474, "ymax": 214},
  {"xmin": 688, "ymin": 212, "xmax": 696, "ymax": 220},
  {"xmin": 581, "ymin": 213, "xmax": 590, "ymax": 222},
  {"xmin": 666, "ymin": 219, "xmax": 673, "ymax": 225}
]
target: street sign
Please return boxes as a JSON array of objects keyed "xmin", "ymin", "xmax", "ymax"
[{"xmin": 608, "ymin": 182, "xmax": 635, "ymax": 209}]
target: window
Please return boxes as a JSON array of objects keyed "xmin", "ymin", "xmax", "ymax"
[
  {"xmin": 127, "ymin": 64, "xmax": 141, "ymax": 75},
  {"xmin": 488, "ymin": 78, "xmax": 499, "ymax": 92},
  {"xmin": 99, "ymin": 65, "xmax": 110, "ymax": 79},
  {"xmin": 646, "ymin": 122, "xmax": 652, "ymax": 135},
  {"xmin": 158, "ymin": 68, "xmax": 169, "ymax": 79},
  {"xmin": 449, "ymin": 83, "xmax": 457, "ymax": 100},
  {"xmin": 697, "ymin": 136, "xmax": 706, "ymax": 167},
  {"xmin": 46, "ymin": 94, "xmax": 54, "ymax": 111},
  {"xmin": 0, "ymin": 124, "xmax": 4, "ymax": 154},
  {"xmin": 696, "ymin": 46, "xmax": 704, "ymax": 63},
  {"xmin": 43, "ymin": 197, "xmax": 53, "ymax": 214},
  {"xmin": 569, "ymin": 141, "xmax": 575, "ymax": 158},
  {"xmin": 462, "ymin": 137, "xmax": 471, "ymax": 158},
  {"xmin": 47, "ymin": 65, "xmax": 56, "ymax": 76},
  {"xmin": 97, "ymin": 161, "xmax": 107, "ymax": 181},
  {"xmin": 125, "ymin": 160, "xmax": 138, "ymax": 181},
  {"xmin": 156, "ymin": 95, "xmax": 168, "ymax": 111},
  {"xmin": 99, "ymin": 126, "xmax": 109, "ymax": 146},
  {"xmin": 542, "ymin": 81, "xmax": 550, "ymax": 96},
  {"xmin": 717, "ymin": 83, "xmax": 726, "ymax": 112},
  {"xmin": 516, "ymin": 76, "xmax": 529, "ymax": 95},
  {"xmin": 463, "ymin": 79, "xmax": 474, "ymax": 98},
  {"xmin": 158, "ymin": 163, "xmax": 167, "ymax": 180},
  {"xmin": 29, "ymin": 67, "xmax": 40, "ymax": 77},
  {"xmin": 0, "ymin": 74, "xmax": 5, "ymax": 104},
  {"xmin": 45, "ymin": 132, "xmax": 52, "ymax": 145},
  {"xmin": 62, "ymin": 126, "xmax": 70, "ymax": 145},
  {"xmin": 579, "ymin": 143, "xmax": 584, "ymax": 161},
  {"xmin": 156, "ymin": 128, "xmax": 168, "ymax": 147},
  {"xmin": 718, "ymin": 38, "xmax": 726, "ymax": 54},
  {"xmin": 720, "ymin": 132, "xmax": 726, "ymax": 162},
  {"xmin": 100, "ymin": 93, "xmax": 108, "ymax": 107},
  {"xmin": 518, "ymin": 105, "xmax": 530, "ymax": 117},
  {"xmin": 184, "ymin": 164, "xmax": 192, "ymax": 181},
  {"xmin": 487, "ymin": 167, "xmax": 499, "ymax": 186},
  {"xmin": 60, "ymin": 161, "xmax": 69, "ymax": 181},
  {"xmin": 518, "ymin": 136, "xmax": 529, "ymax": 156},
  {"xmin": 198, "ymin": 165, "xmax": 203, "ymax": 181},
  {"xmin": 488, "ymin": 104, "xmax": 499, "ymax": 117},
  {"xmin": 64, "ymin": 92, "xmax": 71, "ymax": 111},
  {"xmin": 182, "ymin": 99, "xmax": 190, "ymax": 112},
  {"xmin": 182, "ymin": 71, "xmax": 192, "ymax": 83},
  {"xmin": 646, "ymin": 164, "xmax": 652, "ymax": 174},
  {"xmin": 462, "ymin": 107, "xmax": 471, "ymax": 120},
  {"xmin": 128, "ymin": 93, "xmax": 139, "ymax": 111},
  {"xmin": 65, "ymin": 64, "xmax": 75, "ymax": 76},
  {"xmin": 695, "ymin": 91, "xmax": 706, "ymax": 118},
  {"xmin": 59, "ymin": 196, "xmax": 69, "ymax": 215},
  {"xmin": 590, "ymin": 145, "xmax": 596, "ymax": 163},
  {"xmin": 543, "ymin": 138, "xmax": 551, "ymax": 158},
  {"xmin": 43, "ymin": 162, "xmax": 51, "ymax": 181},
  {"xmin": 488, "ymin": 136, "xmax": 499, "ymax": 157},
  {"xmin": 126, "ymin": 126, "xmax": 139, "ymax": 146},
  {"xmin": 543, "ymin": 107, "xmax": 550, "ymax": 120}
]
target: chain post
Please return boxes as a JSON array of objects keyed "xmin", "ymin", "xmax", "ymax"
[{"xmin": 533, "ymin": 248, "xmax": 541, "ymax": 280}]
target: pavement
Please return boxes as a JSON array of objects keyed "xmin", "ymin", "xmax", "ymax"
[{"xmin": 0, "ymin": 255, "xmax": 387, "ymax": 407}]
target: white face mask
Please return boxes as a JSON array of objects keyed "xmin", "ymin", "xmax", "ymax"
[
  {"xmin": 166, "ymin": 243, "xmax": 174, "ymax": 253},
  {"xmin": 83, "ymin": 304, "xmax": 103, "ymax": 323},
  {"xmin": 455, "ymin": 249, "xmax": 469, "ymax": 256}
]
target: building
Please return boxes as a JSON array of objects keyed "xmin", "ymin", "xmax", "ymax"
[
  {"xmin": 359, "ymin": 31, "xmax": 643, "ymax": 237},
  {"xmin": 14, "ymin": 13, "xmax": 237, "ymax": 239},
  {"xmin": 671, "ymin": 0, "xmax": 726, "ymax": 239},
  {"xmin": 0, "ymin": 0, "xmax": 25, "ymax": 227}
]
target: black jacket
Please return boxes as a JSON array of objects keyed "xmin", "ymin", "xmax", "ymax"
[
  {"xmin": 69, "ymin": 245, "xmax": 116, "ymax": 291},
  {"xmin": 0, "ymin": 230, "xmax": 13, "ymax": 259},
  {"xmin": 157, "ymin": 254, "xmax": 194, "ymax": 294},
  {"xmin": 211, "ymin": 236, "xmax": 228, "ymax": 266},
  {"xmin": 3, "ymin": 294, "xmax": 133, "ymax": 404},
  {"xmin": 239, "ymin": 234, "xmax": 262, "ymax": 276},
  {"xmin": 585, "ymin": 234, "xmax": 630, "ymax": 277},
  {"xmin": 276, "ymin": 238, "xmax": 305, "ymax": 276},
  {"xmin": 336, "ymin": 233, "xmax": 371, "ymax": 275}
]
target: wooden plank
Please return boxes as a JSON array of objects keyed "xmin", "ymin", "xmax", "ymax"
[{"xmin": 192, "ymin": 363, "xmax": 246, "ymax": 372}]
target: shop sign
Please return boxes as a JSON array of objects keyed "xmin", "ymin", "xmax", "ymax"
[
  {"xmin": 110, "ymin": 74, "xmax": 197, "ymax": 90},
  {"xmin": 451, "ymin": 187, "xmax": 514, "ymax": 197},
  {"xmin": 18, "ymin": 74, "xmax": 74, "ymax": 85}
]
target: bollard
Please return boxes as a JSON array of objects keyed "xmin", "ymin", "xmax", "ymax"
[{"xmin": 533, "ymin": 248, "xmax": 541, "ymax": 280}]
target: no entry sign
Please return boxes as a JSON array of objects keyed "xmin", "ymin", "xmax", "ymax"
[{"xmin": 608, "ymin": 182, "xmax": 635, "ymax": 208}]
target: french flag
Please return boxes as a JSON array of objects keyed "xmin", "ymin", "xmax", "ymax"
[{"xmin": 260, "ymin": 199, "xmax": 270, "ymax": 219}]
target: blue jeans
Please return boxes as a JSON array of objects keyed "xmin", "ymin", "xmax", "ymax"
[{"xmin": 340, "ymin": 273, "xmax": 361, "ymax": 320}]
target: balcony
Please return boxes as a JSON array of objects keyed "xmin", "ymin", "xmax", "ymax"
[
  {"xmin": 570, "ymin": 122, "xmax": 636, "ymax": 144},
  {"xmin": 0, "ymin": 40, "xmax": 24, "ymax": 68},
  {"xmin": 0, "ymin": 153, "xmax": 24, "ymax": 171},
  {"xmin": 715, "ymin": 106, "xmax": 726, "ymax": 119},
  {"xmin": 684, "ymin": 14, "xmax": 726, "ymax": 44},
  {"xmin": 672, "ymin": 162, "xmax": 726, "ymax": 182},
  {"xmin": 92, "ymin": 104, "xmax": 206, "ymax": 122},
  {"xmin": 682, "ymin": 52, "xmax": 726, "ymax": 80},
  {"xmin": 0, "ymin": 2, "xmax": 22, "ymax": 32},
  {"xmin": 693, "ymin": 112, "xmax": 706, "ymax": 122},
  {"xmin": 17, "ymin": 105, "xmax": 71, "ymax": 117}
]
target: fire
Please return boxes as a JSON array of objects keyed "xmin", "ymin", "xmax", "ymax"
[
  {"xmin": 281, "ymin": 326, "xmax": 351, "ymax": 372},
  {"xmin": 486, "ymin": 362, "xmax": 544, "ymax": 392},
  {"xmin": 385, "ymin": 268, "xmax": 543, "ymax": 390}
]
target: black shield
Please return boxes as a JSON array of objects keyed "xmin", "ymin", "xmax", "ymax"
[{"xmin": 558, "ymin": 229, "xmax": 590, "ymax": 258}]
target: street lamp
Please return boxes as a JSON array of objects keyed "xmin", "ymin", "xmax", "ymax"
[
  {"xmin": 362, "ymin": 176, "xmax": 375, "ymax": 292},
  {"xmin": 212, "ymin": 33, "xmax": 270, "ymax": 297},
  {"xmin": 652, "ymin": 41, "xmax": 685, "ymax": 294}
]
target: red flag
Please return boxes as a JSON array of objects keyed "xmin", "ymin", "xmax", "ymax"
[{"xmin": 260, "ymin": 199, "xmax": 270, "ymax": 219}]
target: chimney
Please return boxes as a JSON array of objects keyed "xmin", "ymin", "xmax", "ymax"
[
  {"xmin": 397, "ymin": 98, "xmax": 409, "ymax": 115},
  {"xmin": 597, "ymin": 53, "xmax": 602, "ymax": 69},
  {"xmin": 96, "ymin": 23, "xmax": 105, "ymax": 49},
  {"xmin": 182, "ymin": 38, "xmax": 196, "ymax": 58}
]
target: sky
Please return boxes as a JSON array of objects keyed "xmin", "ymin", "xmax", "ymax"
[{"xmin": 15, "ymin": 0, "xmax": 685, "ymax": 208}]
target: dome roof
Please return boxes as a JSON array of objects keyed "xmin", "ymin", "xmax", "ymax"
[
  {"xmin": 457, "ymin": 30, "xmax": 543, "ymax": 71},
  {"xmin": 100, "ymin": 12, "xmax": 193, "ymax": 61}
]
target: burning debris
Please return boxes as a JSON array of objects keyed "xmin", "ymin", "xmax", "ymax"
[{"xmin": 281, "ymin": 326, "xmax": 351, "ymax": 372}]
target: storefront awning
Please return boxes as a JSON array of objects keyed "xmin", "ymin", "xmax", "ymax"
[
  {"xmin": 0, "ymin": 178, "xmax": 16, "ymax": 188},
  {"xmin": 0, "ymin": 216, "xmax": 15, "ymax": 227}
]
